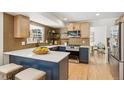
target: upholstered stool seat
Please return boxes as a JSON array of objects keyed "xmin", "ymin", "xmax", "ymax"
[
  {"xmin": 0, "ymin": 63, "xmax": 23, "ymax": 80},
  {"xmin": 15, "ymin": 68, "xmax": 46, "ymax": 80}
]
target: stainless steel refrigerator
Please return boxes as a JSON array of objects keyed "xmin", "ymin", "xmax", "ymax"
[{"xmin": 109, "ymin": 22, "xmax": 124, "ymax": 80}]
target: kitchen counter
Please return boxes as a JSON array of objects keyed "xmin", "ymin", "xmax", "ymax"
[
  {"xmin": 4, "ymin": 48, "xmax": 70, "ymax": 80},
  {"xmin": 45, "ymin": 45, "xmax": 90, "ymax": 49},
  {"xmin": 80, "ymin": 46, "xmax": 90, "ymax": 48},
  {"xmin": 4, "ymin": 48, "xmax": 70, "ymax": 63},
  {"xmin": 45, "ymin": 45, "xmax": 66, "ymax": 48}
]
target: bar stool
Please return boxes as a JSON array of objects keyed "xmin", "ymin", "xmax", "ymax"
[
  {"xmin": 15, "ymin": 68, "xmax": 46, "ymax": 80},
  {"xmin": 0, "ymin": 63, "xmax": 23, "ymax": 80}
]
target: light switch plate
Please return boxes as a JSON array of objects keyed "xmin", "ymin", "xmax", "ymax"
[{"xmin": 21, "ymin": 41, "xmax": 26, "ymax": 46}]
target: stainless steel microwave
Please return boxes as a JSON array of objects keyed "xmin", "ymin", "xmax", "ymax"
[{"xmin": 67, "ymin": 30, "xmax": 80, "ymax": 37}]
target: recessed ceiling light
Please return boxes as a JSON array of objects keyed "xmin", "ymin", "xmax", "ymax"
[
  {"xmin": 63, "ymin": 18, "xmax": 68, "ymax": 21},
  {"xmin": 96, "ymin": 13, "xmax": 100, "ymax": 16}
]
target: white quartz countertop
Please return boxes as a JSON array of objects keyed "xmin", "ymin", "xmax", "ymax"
[
  {"xmin": 4, "ymin": 48, "xmax": 70, "ymax": 63},
  {"xmin": 45, "ymin": 45, "xmax": 90, "ymax": 48},
  {"xmin": 80, "ymin": 46, "xmax": 90, "ymax": 48},
  {"xmin": 45, "ymin": 45, "xmax": 66, "ymax": 48}
]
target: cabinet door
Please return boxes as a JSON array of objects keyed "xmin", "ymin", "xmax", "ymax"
[
  {"xmin": 20, "ymin": 16, "xmax": 30, "ymax": 38},
  {"xmin": 119, "ymin": 15, "xmax": 124, "ymax": 22},
  {"xmin": 14, "ymin": 15, "xmax": 29, "ymax": 38},
  {"xmin": 79, "ymin": 48, "xmax": 89, "ymax": 64},
  {"xmin": 73, "ymin": 23, "xmax": 81, "ymax": 31},
  {"xmin": 66, "ymin": 23, "xmax": 74, "ymax": 31},
  {"xmin": 80, "ymin": 23, "xmax": 90, "ymax": 38},
  {"xmin": 59, "ymin": 46, "xmax": 66, "ymax": 52}
]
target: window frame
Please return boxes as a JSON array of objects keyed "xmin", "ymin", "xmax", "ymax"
[{"xmin": 27, "ymin": 24, "xmax": 45, "ymax": 44}]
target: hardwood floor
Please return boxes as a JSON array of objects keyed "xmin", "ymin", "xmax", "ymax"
[
  {"xmin": 68, "ymin": 52, "xmax": 114, "ymax": 80},
  {"xmin": 88, "ymin": 64, "xmax": 113, "ymax": 80},
  {"xmin": 69, "ymin": 63, "xmax": 88, "ymax": 80}
]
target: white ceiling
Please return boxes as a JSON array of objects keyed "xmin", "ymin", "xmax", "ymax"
[
  {"xmin": 7, "ymin": 12, "xmax": 124, "ymax": 28},
  {"xmin": 52, "ymin": 12, "xmax": 124, "ymax": 22},
  {"xmin": 7, "ymin": 12, "xmax": 65, "ymax": 28}
]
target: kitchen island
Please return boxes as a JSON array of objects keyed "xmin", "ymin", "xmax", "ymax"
[{"xmin": 4, "ymin": 48, "xmax": 70, "ymax": 80}]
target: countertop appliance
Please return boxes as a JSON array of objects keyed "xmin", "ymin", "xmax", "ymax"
[
  {"xmin": 109, "ymin": 22, "xmax": 124, "ymax": 80},
  {"xmin": 67, "ymin": 30, "xmax": 80, "ymax": 38}
]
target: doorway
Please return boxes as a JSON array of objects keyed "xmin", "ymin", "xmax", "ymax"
[{"xmin": 90, "ymin": 26, "xmax": 108, "ymax": 64}]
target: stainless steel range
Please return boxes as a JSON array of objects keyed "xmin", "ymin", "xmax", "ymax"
[{"xmin": 66, "ymin": 45, "xmax": 80, "ymax": 52}]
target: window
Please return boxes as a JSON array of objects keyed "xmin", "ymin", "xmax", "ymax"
[{"xmin": 27, "ymin": 24, "xmax": 45, "ymax": 44}]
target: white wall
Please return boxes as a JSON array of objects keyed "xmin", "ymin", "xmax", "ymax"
[
  {"xmin": 90, "ymin": 18, "xmax": 117, "ymax": 38},
  {"xmin": 90, "ymin": 26, "xmax": 108, "ymax": 63},
  {"xmin": 90, "ymin": 26, "xmax": 107, "ymax": 46},
  {"xmin": 0, "ymin": 13, "xmax": 3, "ymax": 65}
]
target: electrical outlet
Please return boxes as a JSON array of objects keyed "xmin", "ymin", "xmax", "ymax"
[{"xmin": 21, "ymin": 41, "xmax": 26, "ymax": 46}]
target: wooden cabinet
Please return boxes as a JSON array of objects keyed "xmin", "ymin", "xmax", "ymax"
[
  {"xmin": 73, "ymin": 23, "xmax": 80, "ymax": 30},
  {"xmin": 80, "ymin": 22, "xmax": 90, "ymax": 38},
  {"xmin": 66, "ymin": 23, "xmax": 80, "ymax": 31},
  {"xmin": 66, "ymin": 23, "xmax": 74, "ymax": 31},
  {"xmin": 14, "ymin": 15, "xmax": 30, "ymax": 38},
  {"xmin": 66, "ymin": 22, "xmax": 90, "ymax": 38},
  {"xmin": 120, "ymin": 16, "xmax": 124, "ymax": 22},
  {"xmin": 115, "ymin": 15, "xmax": 124, "ymax": 24}
]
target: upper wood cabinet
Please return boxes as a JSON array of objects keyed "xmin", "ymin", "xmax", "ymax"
[
  {"xmin": 66, "ymin": 22, "xmax": 90, "ymax": 38},
  {"xmin": 73, "ymin": 23, "xmax": 81, "ymax": 31},
  {"xmin": 115, "ymin": 15, "xmax": 124, "ymax": 24},
  {"xmin": 14, "ymin": 15, "xmax": 30, "ymax": 38},
  {"xmin": 66, "ymin": 23, "xmax": 80, "ymax": 31},
  {"xmin": 80, "ymin": 22, "xmax": 90, "ymax": 38},
  {"xmin": 66, "ymin": 23, "xmax": 74, "ymax": 31}
]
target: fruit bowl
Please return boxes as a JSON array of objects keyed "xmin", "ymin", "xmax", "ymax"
[{"xmin": 32, "ymin": 47, "xmax": 49, "ymax": 55}]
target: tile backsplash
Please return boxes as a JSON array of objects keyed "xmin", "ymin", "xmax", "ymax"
[
  {"xmin": 61, "ymin": 38, "xmax": 90, "ymax": 46},
  {"xmin": 60, "ymin": 28, "xmax": 90, "ymax": 46}
]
